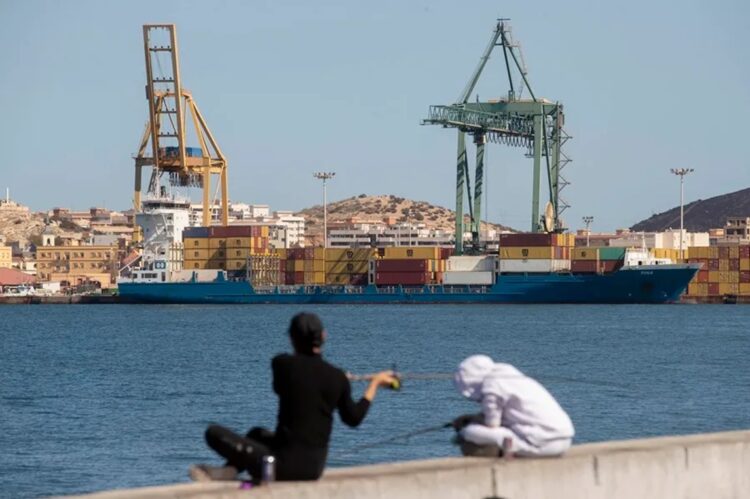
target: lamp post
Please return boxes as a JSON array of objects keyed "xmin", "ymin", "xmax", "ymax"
[
  {"xmin": 313, "ymin": 172, "xmax": 335, "ymax": 248},
  {"xmin": 670, "ymin": 168, "xmax": 694, "ymax": 259},
  {"xmin": 582, "ymin": 216, "xmax": 594, "ymax": 247}
]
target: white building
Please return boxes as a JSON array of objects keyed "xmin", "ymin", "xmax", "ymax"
[
  {"xmin": 608, "ymin": 229, "xmax": 710, "ymax": 249},
  {"xmin": 327, "ymin": 222, "xmax": 454, "ymax": 248},
  {"xmin": 273, "ymin": 211, "xmax": 306, "ymax": 248}
]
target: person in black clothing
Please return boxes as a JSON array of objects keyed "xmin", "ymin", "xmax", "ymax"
[{"xmin": 190, "ymin": 312, "xmax": 397, "ymax": 482}]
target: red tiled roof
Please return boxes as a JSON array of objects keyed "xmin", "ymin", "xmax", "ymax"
[{"xmin": 0, "ymin": 268, "xmax": 36, "ymax": 285}]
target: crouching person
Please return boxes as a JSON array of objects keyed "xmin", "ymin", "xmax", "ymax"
[{"xmin": 453, "ymin": 355, "xmax": 574, "ymax": 457}]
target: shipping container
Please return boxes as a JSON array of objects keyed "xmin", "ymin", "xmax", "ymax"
[
  {"xmin": 741, "ymin": 246, "xmax": 750, "ymax": 259},
  {"xmin": 382, "ymin": 247, "xmax": 441, "ymax": 260},
  {"xmin": 500, "ymin": 247, "xmax": 559, "ymax": 260},
  {"xmin": 374, "ymin": 271, "xmax": 433, "ymax": 286},
  {"xmin": 185, "ymin": 249, "xmax": 215, "ymax": 260},
  {"xmin": 226, "ymin": 259, "xmax": 247, "ymax": 270},
  {"xmin": 208, "ymin": 238, "xmax": 227, "ymax": 249},
  {"xmin": 183, "ymin": 227, "xmax": 211, "ymax": 238},
  {"xmin": 718, "ymin": 259, "xmax": 730, "ymax": 271},
  {"xmin": 708, "ymin": 259, "xmax": 720, "ymax": 270},
  {"xmin": 719, "ymin": 283, "xmax": 739, "ymax": 295},
  {"xmin": 719, "ymin": 246, "xmax": 730, "ymax": 259},
  {"xmin": 212, "ymin": 226, "xmax": 253, "ymax": 238},
  {"xmin": 729, "ymin": 259, "xmax": 740, "ymax": 271},
  {"xmin": 740, "ymin": 283, "xmax": 750, "ymax": 295},
  {"xmin": 497, "ymin": 259, "xmax": 571, "ymax": 273},
  {"xmin": 206, "ymin": 258, "xmax": 226, "ymax": 269},
  {"xmin": 708, "ymin": 271, "xmax": 720, "ymax": 282},
  {"xmin": 227, "ymin": 248, "xmax": 250, "ymax": 259},
  {"xmin": 570, "ymin": 260, "xmax": 621, "ymax": 273},
  {"xmin": 326, "ymin": 260, "xmax": 369, "ymax": 274},
  {"xmin": 184, "ymin": 237, "xmax": 210, "ymax": 249},
  {"xmin": 572, "ymin": 248, "xmax": 598, "ymax": 261},
  {"xmin": 741, "ymin": 259, "xmax": 750, "ymax": 271},
  {"xmin": 183, "ymin": 259, "xmax": 208, "ymax": 269},
  {"xmin": 499, "ymin": 233, "xmax": 558, "ymax": 247},
  {"xmin": 440, "ymin": 247, "xmax": 454, "ymax": 260},
  {"xmin": 443, "ymin": 271, "xmax": 494, "ymax": 285},
  {"xmin": 708, "ymin": 283, "xmax": 720, "ymax": 295},
  {"xmin": 741, "ymin": 271, "xmax": 750, "ymax": 283},
  {"xmin": 226, "ymin": 237, "xmax": 252, "ymax": 248},
  {"xmin": 293, "ymin": 260, "xmax": 304, "ymax": 272},
  {"xmin": 446, "ymin": 256, "xmax": 496, "ymax": 272},
  {"xmin": 374, "ymin": 259, "xmax": 428, "ymax": 272},
  {"xmin": 325, "ymin": 248, "xmax": 376, "ymax": 261},
  {"xmin": 696, "ymin": 270, "xmax": 709, "ymax": 282},
  {"xmin": 687, "ymin": 282, "xmax": 709, "ymax": 296}
]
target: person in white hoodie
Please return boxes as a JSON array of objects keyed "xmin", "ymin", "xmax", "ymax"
[{"xmin": 453, "ymin": 354, "xmax": 575, "ymax": 457}]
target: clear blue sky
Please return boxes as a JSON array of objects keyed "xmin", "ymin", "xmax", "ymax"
[{"xmin": 1, "ymin": 0, "xmax": 748, "ymax": 231}]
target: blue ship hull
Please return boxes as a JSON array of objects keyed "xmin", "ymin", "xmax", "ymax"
[{"xmin": 118, "ymin": 265, "xmax": 699, "ymax": 304}]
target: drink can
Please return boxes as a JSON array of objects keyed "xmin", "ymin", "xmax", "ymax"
[{"xmin": 262, "ymin": 455, "xmax": 276, "ymax": 483}]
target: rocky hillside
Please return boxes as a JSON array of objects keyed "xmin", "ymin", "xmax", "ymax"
[
  {"xmin": 296, "ymin": 194, "xmax": 512, "ymax": 242},
  {"xmin": 631, "ymin": 187, "xmax": 750, "ymax": 232},
  {"xmin": 0, "ymin": 207, "xmax": 47, "ymax": 247}
]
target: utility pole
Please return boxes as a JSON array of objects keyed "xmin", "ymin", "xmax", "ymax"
[
  {"xmin": 313, "ymin": 172, "xmax": 335, "ymax": 248},
  {"xmin": 670, "ymin": 168, "xmax": 694, "ymax": 260},
  {"xmin": 582, "ymin": 216, "xmax": 594, "ymax": 247}
]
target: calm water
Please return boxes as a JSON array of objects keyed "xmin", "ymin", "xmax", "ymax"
[{"xmin": 1, "ymin": 304, "xmax": 749, "ymax": 497}]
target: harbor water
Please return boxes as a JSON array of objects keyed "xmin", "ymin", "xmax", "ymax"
[{"xmin": 1, "ymin": 304, "xmax": 749, "ymax": 498}]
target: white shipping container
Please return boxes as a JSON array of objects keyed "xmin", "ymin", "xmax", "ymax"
[
  {"xmin": 171, "ymin": 269, "xmax": 225, "ymax": 282},
  {"xmin": 443, "ymin": 271, "xmax": 495, "ymax": 285},
  {"xmin": 446, "ymin": 255, "xmax": 496, "ymax": 272},
  {"xmin": 496, "ymin": 259, "xmax": 570, "ymax": 273}
]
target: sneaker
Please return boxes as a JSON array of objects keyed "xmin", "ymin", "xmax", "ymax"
[{"xmin": 189, "ymin": 464, "xmax": 239, "ymax": 482}]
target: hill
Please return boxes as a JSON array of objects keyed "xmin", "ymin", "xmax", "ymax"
[
  {"xmin": 631, "ymin": 187, "xmax": 750, "ymax": 232},
  {"xmin": 295, "ymin": 194, "xmax": 512, "ymax": 242}
]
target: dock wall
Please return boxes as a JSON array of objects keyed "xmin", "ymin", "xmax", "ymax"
[{"xmin": 66, "ymin": 429, "xmax": 750, "ymax": 499}]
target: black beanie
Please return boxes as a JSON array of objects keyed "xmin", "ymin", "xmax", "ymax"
[{"xmin": 289, "ymin": 312, "xmax": 324, "ymax": 353}]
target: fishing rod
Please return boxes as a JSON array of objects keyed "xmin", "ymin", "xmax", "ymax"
[
  {"xmin": 333, "ymin": 421, "xmax": 453, "ymax": 459},
  {"xmin": 347, "ymin": 370, "xmax": 628, "ymax": 390}
]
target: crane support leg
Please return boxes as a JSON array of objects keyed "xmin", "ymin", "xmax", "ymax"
[
  {"xmin": 472, "ymin": 134, "xmax": 486, "ymax": 249},
  {"xmin": 551, "ymin": 111, "xmax": 562, "ymax": 227},
  {"xmin": 202, "ymin": 164, "xmax": 211, "ymax": 226},
  {"xmin": 531, "ymin": 114, "xmax": 543, "ymax": 232},
  {"xmin": 455, "ymin": 131, "xmax": 467, "ymax": 255},
  {"xmin": 220, "ymin": 168, "xmax": 229, "ymax": 226},
  {"xmin": 134, "ymin": 164, "xmax": 143, "ymax": 242}
]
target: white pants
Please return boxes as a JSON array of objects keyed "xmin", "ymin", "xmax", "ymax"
[{"xmin": 460, "ymin": 424, "xmax": 572, "ymax": 457}]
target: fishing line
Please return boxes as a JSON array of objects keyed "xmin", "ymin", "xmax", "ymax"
[{"xmin": 333, "ymin": 422, "xmax": 453, "ymax": 460}]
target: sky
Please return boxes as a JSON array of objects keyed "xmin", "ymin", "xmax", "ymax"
[{"xmin": 1, "ymin": 0, "xmax": 748, "ymax": 231}]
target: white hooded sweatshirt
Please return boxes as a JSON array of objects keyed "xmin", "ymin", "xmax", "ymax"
[{"xmin": 454, "ymin": 355, "xmax": 574, "ymax": 449}]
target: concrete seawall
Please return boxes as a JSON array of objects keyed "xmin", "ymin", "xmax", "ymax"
[{"xmin": 66, "ymin": 429, "xmax": 750, "ymax": 499}]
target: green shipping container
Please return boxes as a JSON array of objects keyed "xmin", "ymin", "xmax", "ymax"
[{"xmin": 599, "ymin": 247, "xmax": 626, "ymax": 260}]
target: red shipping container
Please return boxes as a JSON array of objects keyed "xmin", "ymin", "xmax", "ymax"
[
  {"xmin": 697, "ymin": 270, "xmax": 709, "ymax": 283},
  {"xmin": 279, "ymin": 259, "xmax": 286, "ymax": 272},
  {"xmin": 729, "ymin": 259, "xmax": 740, "ymax": 271},
  {"xmin": 288, "ymin": 248, "xmax": 304, "ymax": 260},
  {"xmin": 571, "ymin": 260, "xmax": 598, "ymax": 273},
  {"xmin": 303, "ymin": 248, "xmax": 315, "ymax": 260},
  {"xmin": 349, "ymin": 274, "xmax": 368, "ymax": 285},
  {"xmin": 718, "ymin": 246, "xmax": 730, "ymax": 259},
  {"xmin": 294, "ymin": 271, "xmax": 304, "ymax": 283},
  {"xmin": 375, "ymin": 259, "xmax": 428, "ymax": 272},
  {"xmin": 708, "ymin": 259, "xmax": 720, "ymax": 270},
  {"xmin": 211, "ymin": 225, "xmax": 255, "ymax": 238},
  {"xmin": 741, "ymin": 271, "xmax": 750, "ymax": 283},
  {"xmin": 284, "ymin": 273, "xmax": 295, "ymax": 285},
  {"xmin": 708, "ymin": 283, "xmax": 720, "ymax": 296},
  {"xmin": 499, "ymin": 233, "xmax": 556, "ymax": 247},
  {"xmin": 740, "ymin": 246, "xmax": 750, "ymax": 258},
  {"xmin": 375, "ymin": 271, "xmax": 431, "ymax": 285},
  {"xmin": 440, "ymin": 247, "xmax": 454, "ymax": 260}
]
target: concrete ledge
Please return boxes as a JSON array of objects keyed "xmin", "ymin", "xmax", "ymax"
[{"xmin": 63, "ymin": 429, "xmax": 750, "ymax": 499}]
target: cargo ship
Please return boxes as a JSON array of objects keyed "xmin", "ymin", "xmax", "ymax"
[{"xmin": 119, "ymin": 230, "xmax": 699, "ymax": 304}]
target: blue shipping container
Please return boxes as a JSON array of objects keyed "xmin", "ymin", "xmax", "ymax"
[{"xmin": 183, "ymin": 227, "xmax": 210, "ymax": 238}]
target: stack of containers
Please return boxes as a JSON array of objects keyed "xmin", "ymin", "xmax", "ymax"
[
  {"xmin": 277, "ymin": 248, "xmax": 326, "ymax": 285},
  {"xmin": 183, "ymin": 225, "xmax": 271, "ymax": 271},
  {"xmin": 570, "ymin": 247, "xmax": 626, "ymax": 273},
  {"xmin": 685, "ymin": 245, "xmax": 750, "ymax": 298},
  {"xmin": 497, "ymin": 233, "xmax": 573, "ymax": 273},
  {"xmin": 325, "ymin": 248, "xmax": 375, "ymax": 285},
  {"xmin": 371, "ymin": 247, "xmax": 443, "ymax": 285},
  {"xmin": 651, "ymin": 248, "xmax": 682, "ymax": 262}
]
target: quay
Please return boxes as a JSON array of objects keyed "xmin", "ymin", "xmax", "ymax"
[{"xmin": 64, "ymin": 429, "xmax": 750, "ymax": 499}]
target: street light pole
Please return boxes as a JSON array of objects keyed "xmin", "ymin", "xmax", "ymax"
[
  {"xmin": 313, "ymin": 172, "xmax": 335, "ymax": 248},
  {"xmin": 670, "ymin": 168, "xmax": 694, "ymax": 260},
  {"xmin": 582, "ymin": 216, "xmax": 594, "ymax": 247}
]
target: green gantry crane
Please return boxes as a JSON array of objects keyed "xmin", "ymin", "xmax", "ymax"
[{"xmin": 423, "ymin": 20, "xmax": 571, "ymax": 255}]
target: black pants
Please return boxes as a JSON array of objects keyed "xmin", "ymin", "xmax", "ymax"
[{"xmin": 204, "ymin": 424, "xmax": 327, "ymax": 481}]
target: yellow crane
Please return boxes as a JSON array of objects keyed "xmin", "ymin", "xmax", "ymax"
[{"xmin": 133, "ymin": 24, "xmax": 228, "ymax": 240}]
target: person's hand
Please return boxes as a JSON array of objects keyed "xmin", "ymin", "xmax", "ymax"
[{"xmin": 372, "ymin": 370, "xmax": 399, "ymax": 389}]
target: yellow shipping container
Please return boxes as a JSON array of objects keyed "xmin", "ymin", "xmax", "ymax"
[
  {"xmin": 740, "ymin": 283, "xmax": 750, "ymax": 296},
  {"xmin": 183, "ymin": 260, "xmax": 208, "ymax": 269},
  {"xmin": 226, "ymin": 248, "xmax": 250, "ymax": 259},
  {"xmin": 729, "ymin": 246, "xmax": 739, "ymax": 259},
  {"xmin": 383, "ymin": 247, "xmax": 440, "ymax": 260},
  {"xmin": 709, "ymin": 247, "xmax": 719, "ymax": 259},
  {"xmin": 500, "ymin": 247, "xmax": 557, "ymax": 260},
  {"xmin": 293, "ymin": 260, "xmax": 304, "ymax": 272},
  {"xmin": 728, "ymin": 271, "xmax": 740, "ymax": 282},
  {"xmin": 326, "ymin": 260, "xmax": 369, "ymax": 274},
  {"xmin": 226, "ymin": 259, "xmax": 247, "ymax": 270},
  {"xmin": 314, "ymin": 248, "xmax": 326, "ymax": 260},
  {"xmin": 208, "ymin": 238, "xmax": 227, "ymax": 249},
  {"xmin": 184, "ymin": 249, "xmax": 213, "ymax": 260},
  {"xmin": 687, "ymin": 282, "xmax": 708, "ymax": 296},
  {"xmin": 304, "ymin": 271, "xmax": 326, "ymax": 284},
  {"xmin": 718, "ymin": 259, "xmax": 729, "ymax": 271},
  {"xmin": 326, "ymin": 273, "xmax": 353, "ymax": 285},
  {"xmin": 571, "ymin": 248, "xmax": 599, "ymax": 261},
  {"xmin": 741, "ymin": 259, "xmax": 750, "ymax": 271},
  {"xmin": 184, "ymin": 237, "xmax": 210, "ymax": 249},
  {"xmin": 707, "ymin": 271, "xmax": 720, "ymax": 282},
  {"xmin": 274, "ymin": 248, "xmax": 287, "ymax": 259},
  {"xmin": 719, "ymin": 282, "xmax": 739, "ymax": 295},
  {"xmin": 261, "ymin": 226, "xmax": 270, "ymax": 238},
  {"xmin": 325, "ymin": 248, "xmax": 377, "ymax": 261},
  {"xmin": 206, "ymin": 258, "xmax": 226, "ymax": 269},
  {"xmin": 226, "ymin": 237, "xmax": 252, "ymax": 249}
]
